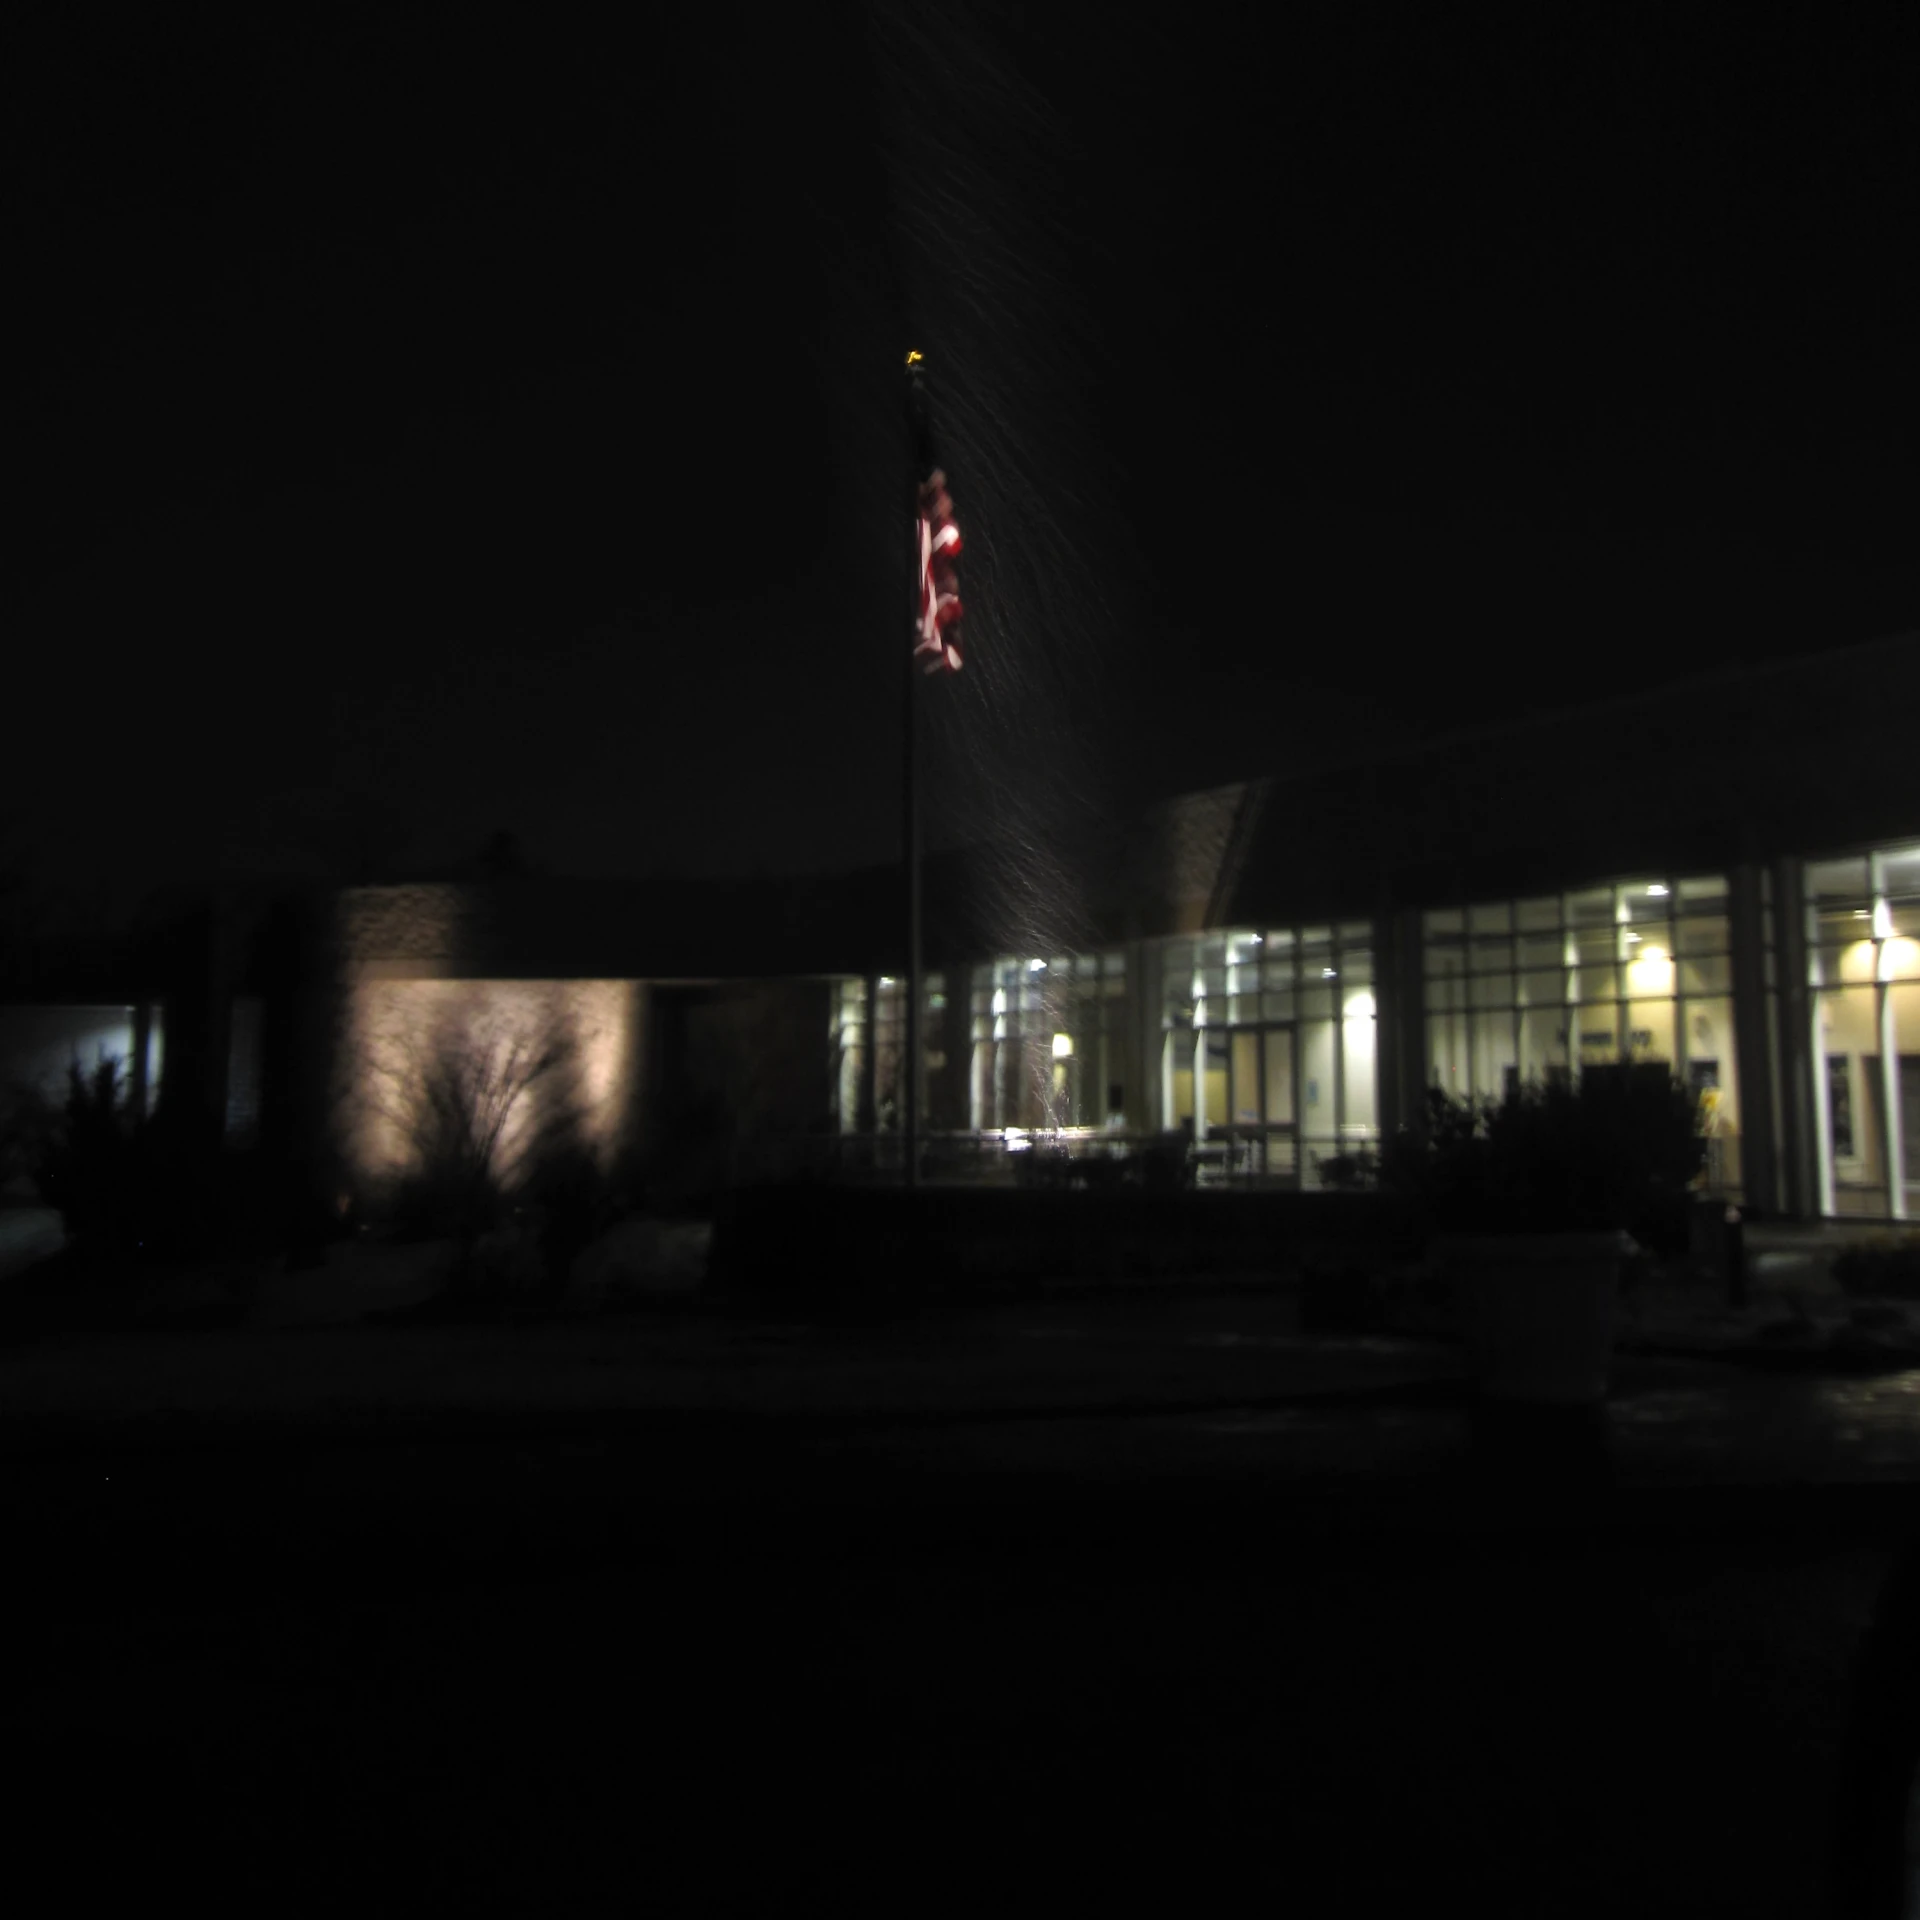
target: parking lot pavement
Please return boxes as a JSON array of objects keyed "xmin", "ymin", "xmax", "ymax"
[
  {"xmin": 14, "ymin": 1281, "xmax": 1920, "ymax": 1912},
  {"xmin": 5, "ymin": 1400, "xmax": 1907, "ymax": 1918},
  {"xmin": 0, "ymin": 1204, "xmax": 63, "ymax": 1283}
]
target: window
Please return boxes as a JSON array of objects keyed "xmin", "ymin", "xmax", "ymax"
[
  {"xmin": 971, "ymin": 950, "xmax": 1129, "ymax": 1130},
  {"xmin": 1159, "ymin": 920, "xmax": 1379, "ymax": 1181},
  {"xmin": 1423, "ymin": 876, "xmax": 1741, "ymax": 1192},
  {"xmin": 1810, "ymin": 843, "xmax": 1920, "ymax": 1217}
]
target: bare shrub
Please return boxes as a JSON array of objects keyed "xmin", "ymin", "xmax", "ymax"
[{"xmin": 361, "ymin": 1009, "xmax": 582, "ymax": 1265}]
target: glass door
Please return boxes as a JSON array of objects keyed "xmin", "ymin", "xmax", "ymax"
[{"xmin": 1222, "ymin": 1025, "xmax": 1295, "ymax": 1183}]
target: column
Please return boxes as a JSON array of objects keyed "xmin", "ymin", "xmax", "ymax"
[
  {"xmin": 1874, "ymin": 854, "xmax": 1908, "ymax": 1222},
  {"xmin": 1132, "ymin": 938, "xmax": 1164, "ymax": 1134},
  {"xmin": 857, "ymin": 974, "xmax": 879, "ymax": 1138},
  {"xmin": 1769, "ymin": 855, "xmax": 1818, "ymax": 1220},
  {"xmin": 1379, "ymin": 906, "xmax": 1427, "ymax": 1139},
  {"xmin": 1728, "ymin": 863, "xmax": 1781, "ymax": 1215},
  {"xmin": 130, "ymin": 1001, "xmax": 152, "ymax": 1121},
  {"xmin": 935, "ymin": 974, "xmax": 971, "ymax": 1131}
]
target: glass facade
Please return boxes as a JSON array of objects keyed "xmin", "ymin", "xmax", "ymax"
[
  {"xmin": 1423, "ymin": 875, "xmax": 1745, "ymax": 1194},
  {"xmin": 832, "ymin": 979, "xmax": 867, "ymax": 1133},
  {"xmin": 1808, "ymin": 844, "xmax": 1920, "ymax": 1219},
  {"xmin": 969, "ymin": 952, "xmax": 1129, "ymax": 1131},
  {"xmin": 832, "ymin": 973, "xmax": 945, "ymax": 1132},
  {"xmin": 812, "ymin": 840, "xmax": 1920, "ymax": 1221},
  {"xmin": 1159, "ymin": 922, "xmax": 1378, "ymax": 1187}
]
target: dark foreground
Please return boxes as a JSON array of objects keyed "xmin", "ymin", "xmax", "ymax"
[{"xmin": 11, "ymin": 1389, "xmax": 1920, "ymax": 1918}]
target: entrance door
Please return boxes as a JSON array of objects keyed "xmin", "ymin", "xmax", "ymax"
[
  {"xmin": 1265, "ymin": 1027, "xmax": 1297, "ymax": 1184},
  {"xmin": 1213, "ymin": 1026, "xmax": 1299, "ymax": 1182}
]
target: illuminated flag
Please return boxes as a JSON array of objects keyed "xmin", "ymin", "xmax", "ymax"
[{"xmin": 914, "ymin": 467, "xmax": 964, "ymax": 674}]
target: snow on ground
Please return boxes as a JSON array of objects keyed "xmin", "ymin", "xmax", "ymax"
[{"xmin": 0, "ymin": 1205, "xmax": 64, "ymax": 1282}]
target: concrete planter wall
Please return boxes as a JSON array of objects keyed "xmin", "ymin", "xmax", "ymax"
[
  {"xmin": 708, "ymin": 1187, "xmax": 1432, "ymax": 1304},
  {"xmin": 1438, "ymin": 1231, "xmax": 1635, "ymax": 1405}
]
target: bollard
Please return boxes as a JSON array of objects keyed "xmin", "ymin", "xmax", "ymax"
[{"xmin": 1725, "ymin": 1205, "xmax": 1746, "ymax": 1310}]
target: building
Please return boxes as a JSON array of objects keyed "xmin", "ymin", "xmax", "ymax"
[{"xmin": 10, "ymin": 629, "xmax": 1918, "ymax": 1224}]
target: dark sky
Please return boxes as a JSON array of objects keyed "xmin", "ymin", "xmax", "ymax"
[{"xmin": 6, "ymin": 9, "xmax": 1916, "ymax": 919}]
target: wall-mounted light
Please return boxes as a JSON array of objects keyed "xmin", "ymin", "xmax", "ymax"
[
  {"xmin": 1322, "ymin": 967, "xmax": 1337, "ymax": 979},
  {"xmin": 880, "ymin": 976, "xmax": 895, "ymax": 986},
  {"xmin": 1052, "ymin": 1033, "xmax": 1073, "ymax": 1059},
  {"xmin": 1646, "ymin": 883, "xmax": 1669, "ymax": 897},
  {"xmin": 1251, "ymin": 934, "xmax": 1264, "ymax": 945},
  {"xmin": 1028, "ymin": 958, "xmax": 1047, "ymax": 973}
]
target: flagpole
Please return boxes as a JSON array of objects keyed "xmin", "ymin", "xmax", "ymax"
[{"xmin": 903, "ymin": 350, "xmax": 925, "ymax": 1193}]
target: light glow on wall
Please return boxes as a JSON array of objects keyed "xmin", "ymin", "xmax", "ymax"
[
  {"xmin": 342, "ymin": 978, "xmax": 640, "ymax": 1190},
  {"xmin": 1832, "ymin": 940, "xmax": 1914, "ymax": 985},
  {"xmin": 1627, "ymin": 950, "xmax": 1676, "ymax": 996}
]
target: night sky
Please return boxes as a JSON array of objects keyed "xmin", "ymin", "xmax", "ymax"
[{"xmin": 7, "ymin": 9, "xmax": 1915, "ymax": 922}]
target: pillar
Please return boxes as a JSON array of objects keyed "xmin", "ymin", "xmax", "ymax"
[
  {"xmin": 1377, "ymin": 905, "xmax": 1427, "ymax": 1140},
  {"xmin": 1729, "ymin": 862, "xmax": 1782, "ymax": 1216},
  {"xmin": 857, "ymin": 974, "xmax": 879, "ymax": 1137},
  {"xmin": 1769, "ymin": 855, "xmax": 1818, "ymax": 1219}
]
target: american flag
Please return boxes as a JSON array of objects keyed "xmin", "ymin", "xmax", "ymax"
[{"xmin": 914, "ymin": 467, "xmax": 964, "ymax": 674}]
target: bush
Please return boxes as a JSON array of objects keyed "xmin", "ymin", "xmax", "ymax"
[
  {"xmin": 1383, "ymin": 1073, "xmax": 1705, "ymax": 1237},
  {"xmin": 7, "ymin": 1055, "xmax": 240, "ymax": 1265},
  {"xmin": 19, "ymin": 1056, "xmax": 141, "ymax": 1256},
  {"xmin": 517, "ymin": 1133, "xmax": 630, "ymax": 1296},
  {"xmin": 1834, "ymin": 1236, "xmax": 1920, "ymax": 1300},
  {"xmin": 1315, "ymin": 1149, "xmax": 1380, "ymax": 1192},
  {"xmin": 364, "ymin": 1021, "xmax": 578, "ymax": 1258}
]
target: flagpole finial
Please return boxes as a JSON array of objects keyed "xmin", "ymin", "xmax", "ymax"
[{"xmin": 905, "ymin": 348, "xmax": 923, "ymax": 369}]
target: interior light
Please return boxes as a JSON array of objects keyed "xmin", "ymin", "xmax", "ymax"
[
  {"xmin": 1251, "ymin": 934, "xmax": 1264, "ymax": 945},
  {"xmin": 1625, "ymin": 933, "xmax": 1642, "ymax": 944},
  {"xmin": 1052, "ymin": 1033, "xmax": 1073, "ymax": 1059},
  {"xmin": 1855, "ymin": 910, "xmax": 1871, "ymax": 919},
  {"xmin": 1646, "ymin": 883, "xmax": 1669, "ymax": 897},
  {"xmin": 1028, "ymin": 958, "xmax": 1047, "ymax": 973},
  {"xmin": 879, "ymin": 976, "xmax": 894, "ymax": 986},
  {"xmin": 1322, "ymin": 967, "xmax": 1337, "ymax": 979}
]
